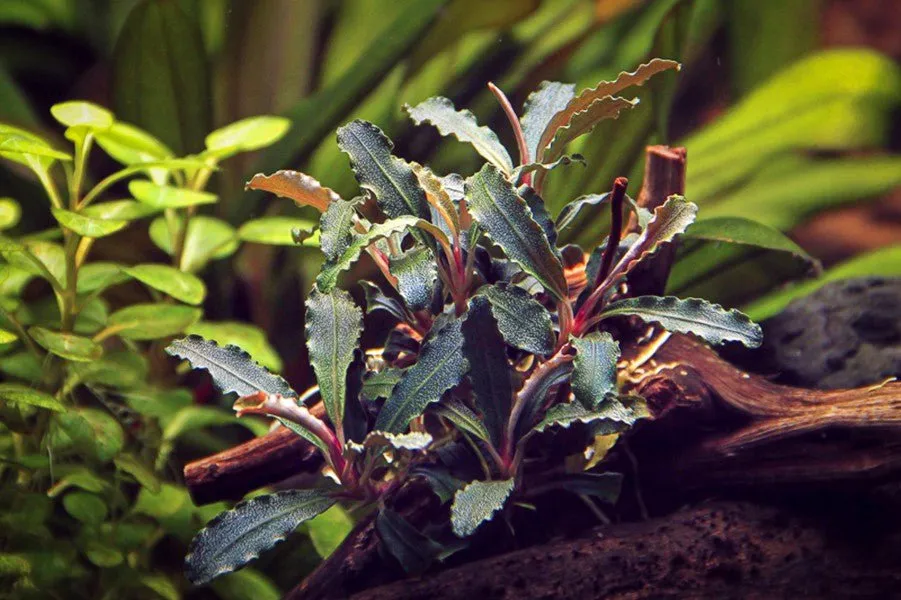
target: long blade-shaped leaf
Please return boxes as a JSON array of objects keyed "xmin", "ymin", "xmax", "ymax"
[
  {"xmin": 406, "ymin": 97, "xmax": 513, "ymax": 175},
  {"xmin": 336, "ymin": 120, "xmax": 428, "ymax": 219},
  {"xmin": 319, "ymin": 196, "xmax": 362, "ymax": 260},
  {"xmin": 532, "ymin": 396, "xmax": 647, "ymax": 435},
  {"xmin": 520, "ymin": 81, "xmax": 576, "ymax": 162},
  {"xmin": 599, "ymin": 296, "xmax": 763, "ymax": 347},
  {"xmin": 412, "ymin": 163, "xmax": 459, "ymax": 236},
  {"xmin": 375, "ymin": 319, "xmax": 467, "ymax": 433},
  {"xmin": 478, "ymin": 284, "xmax": 555, "ymax": 356},
  {"xmin": 536, "ymin": 59, "xmax": 680, "ymax": 161},
  {"xmin": 185, "ymin": 490, "xmax": 335, "ymax": 585},
  {"xmin": 166, "ymin": 336, "xmax": 295, "ymax": 398},
  {"xmin": 305, "ymin": 289, "xmax": 362, "ymax": 439},
  {"xmin": 466, "ymin": 164, "xmax": 567, "ymax": 300},
  {"xmin": 451, "ymin": 478, "xmax": 514, "ymax": 537},
  {"xmin": 462, "ymin": 296, "xmax": 512, "ymax": 446},
  {"xmin": 571, "ymin": 333, "xmax": 620, "ymax": 409},
  {"xmin": 376, "ymin": 509, "xmax": 445, "ymax": 574},
  {"xmin": 246, "ymin": 170, "xmax": 339, "ymax": 212}
]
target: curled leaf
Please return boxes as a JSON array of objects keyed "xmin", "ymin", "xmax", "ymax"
[{"xmin": 245, "ymin": 170, "xmax": 339, "ymax": 212}]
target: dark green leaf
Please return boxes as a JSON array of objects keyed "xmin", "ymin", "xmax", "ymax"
[
  {"xmin": 376, "ymin": 318, "xmax": 467, "ymax": 433},
  {"xmin": 114, "ymin": 454, "xmax": 161, "ymax": 493},
  {"xmin": 542, "ymin": 472, "xmax": 622, "ymax": 502},
  {"xmin": 63, "ymin": 492, "xmax": 107, "ymax": 525},
  {"xmin": 337, "ymin": 120, "xmax": 428, "ymax": 219},
  {"xmin": 466, "ymin": 164, "xmax": 567, "ymax": 300},
  {"xmin": 599, "ymin": 296, "xmax": 763, "ymax": 347},
  {"xmin": 555, "ymin": 192, "xmax": 650, "ymax": 236},
  {"xmin": 571, "ymin": 332, "xmax": 620, "ymax": 409},
  {"xmin": 360, "ymin": 281, "xmax": 407, "ymax": 323},
  {"xmin": 412, "ymin": 466, "xmax": 464, "ymax": 504},
  {"xmin": 521, "ymin": 81, "xmax": 576, "ymax": 162},
  {"xmin": 517, "ymin": 184, "xmax": 558, "ymax": 251},
  {"xmin": 112, "ymin": 0, "xmax": 211, "ymax": 154},
  {"xmin": 376, "ymin": 509, "xmax": 445, "ymax": 574},
  {"xmin": 406, "ymin": 97, "xmax": 513, "ymax": 174},
  {"xmin": 462, "ymin": 296, "xmax": 512, "ymax": 446},
  {"xmin": 166, "ymin": 335, "xmax": 295, "ymax": 398},
  {"xmin": 533, "ymin": 396, "xmax": 647, "ymax": 435},
  {"xmin": 361, "ymin": 368, "xmax": 404, "ymax": 402},
  {"xmin": 185, "ymin": 490, "xmax": 335, "ymax": 585},
  {"xmin": 29, "ymin": 327, "xmax": 102, "ymax": 362},
  {"xmin": 346, "ymin": 431, "xmax": 433, "ymax": 456},
  {"xmin": 305, "ymin": 288, "xmax": 362, "ymax": 437},
  {"xmin": 511, "ymin": 356, "xmax": 574, "ymax": 441},
  {"xmin": 433, "ymin": 398, "xmax": 490, "ymax": 443},
  {"xmin": 186, "ymin": 321, "xmax": 283, "ymax": 372},
  {"xmin": 390, "ymin": 247, "xmax": 438, "ymax": 312},
  {"xmin": 123, "ymin": 264, "xmax": 206, "ymax": 305},
  {"xmin": 320, "ymin": 197, "xmax": 361, "ymax": 260},
  {"xmin": 107, "ymin": 303, "xmax": 201, "ymax": 340},
  {"xmin": 478, "ymin": 284, "xmax": 554, "ymax": 355},
  {"xmin": 451, "ymin": 478, "xmax": 514, "ymax": 537}
]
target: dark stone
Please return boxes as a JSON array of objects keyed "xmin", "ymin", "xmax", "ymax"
[{"xmin": 760, "ymin": 277, "xmax": 901, "ymax": 389}]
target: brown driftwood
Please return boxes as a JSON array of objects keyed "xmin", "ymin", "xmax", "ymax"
[{"xmin": 345, "ymin": 499, "xmax": 901, "ymax": 600}]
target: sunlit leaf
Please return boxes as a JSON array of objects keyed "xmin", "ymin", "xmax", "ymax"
[
  {"xmin": 50, "ymin": 101, "xmax": 113, "ymax": 130},
  {"xmin": 245, "ymin": 170, "xmax": 339, "ymax": 212},
  {"xmin": 149, "ymin": 215, "xmax": 238, "ymax": 272},
  {"xmin": 406, "ymin": 96, "xmax": 513, "ymax": 174},
  {"xmin": 0, "ymin": 197, "xmax": 21, "ymax": 230},
  {"xmin": 123, "ymin": 264, "xmax": 206, "ymax": 305},
  {"xmin": 82, "ymin": 199, "xmax": 161, "ymax": 221},
  {"xmin": 129, "ymin": 180, "xmax": 216, "ymax": 209},
  {"xmin": 412, "ymin": 163, "xmax": 459, "ymax": 237},
  {"xmin": 376, "ymin": 318, "xmax": 467, "ymax": 433},
  {"xmin": 29, "ymin": 327, "xmax": 102, "ymax": 362},
  {"xmin": 51, "ymin": 208, "xmax": 127, "ymax": 238},
  {"xmin": 320, "ymin": 197, "xmax": 360, "ymax": 260},
  {"xmin": 237, "ymin": 217, "xmax": 317, "ymax": 246},
  {"xmin": 95, "ymin": 121, "xmax": 174, "ymax": 166},
  {"xmin": 76, "ymin": 262, "xmax": 129, "ymax": 294},
  {"xmin": 0, "ymin": 383, "xmax": 64, "ymax": 412},
  {"xmin": 185, "ymin": 490, "xmax": 335, "ymax": 585},
  {"xmin": 336, "ymin": 120, "xmax": 428, "ymax": 219},
  {"xmin": 0, "ymin": 328, "xmax": 15, "ymax": 344},
  {"xmin": 451, "ymin": 478, "xmax": 514, "ymax": 537},
  {"xmin": 107, "ymin": 303, "xmax": 201, "ymax": 341},
  {"xmin": 305, "ymin": 506, "xmax": 354, "ymax": 560},
  {"xmin": 521, "ymin": 81, "xmax": 576, "ymax": 161},
  {"xmin": 466, "ymin": 163, "xmax": 567, "ymax": 300},
  {"xmin": 205, "ymin": 116, "xmax": 291, "ymax": 158},
  {"xmin": 599, "ymin": 296, "xmax": 763, "ymax": 347}
]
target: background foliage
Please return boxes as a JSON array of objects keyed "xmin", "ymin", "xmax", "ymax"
[{"xmin": 1, "ymin": 0, "xmax": 900, "ymax": 597}]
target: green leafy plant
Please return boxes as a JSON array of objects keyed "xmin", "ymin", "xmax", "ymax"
[
  {"xmin": 167, "ymin": 60, "xmax": 796, "ymax": 585},
  {"xmin": 0, "ymin": 102, "xmax": 302, "ymax": 597}
]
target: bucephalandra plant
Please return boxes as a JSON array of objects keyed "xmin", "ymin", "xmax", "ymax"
[{"xmin": 169, "ymin": 59, "xmax": 772, "ymax": 585}]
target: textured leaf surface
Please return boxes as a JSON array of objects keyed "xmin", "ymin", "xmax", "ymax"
[
  {"xmin": 186, "ymin": 490, "xmax": 335, "ymax": 585},
  {"xmin": 521, "ymin": 81, "xmax": 576, "ymax": 161},
  {"xmin": 361, "ymin": 368, "xmax": 404, "ymax": 402},
  {"xmin": 346, "ymin": 431, "xmax": 433, "ymax": 456},
  {"xmin": 316, "ymin": 216, "xmax": 431, "ymax": 291},
  {"xmin": 451, "ymin": 478, "xmax": 514, "ymax": 537},
  {"xmin": 599, "ymin": 296, "xmax": 763, "ymax": 347},
  {"xmin": 433, "ymin": 398, "xmax": 490, "ymax": 443},
  {"xmin": 245, "ymin": 170, "xmax": 338, "ymax": 212},
  {"xmin": 462, "ymin": 296, "xmax": 512, "ymax": 446},
  {"xmin": 413, "ymin": 163, "xmax": 459, "ymax": 236},
  {"xmin": 166, "ymin": 335, "xmax": 295, "ymax": 398},
  {"xmin": 29, "ymin": 327, "xmax": 102, "ymax": 362},
  {"xmin": 517, "ymin": 184, "xmax": 558, "ymax": 251},
  {"xmin": 478, "ymin": 284, "xmax": 555, "ymax": 355},
  {"xmin": 533, "ymin": 396, "xmax": 646, "ymax": 435},
  {"xmin": 123, "ymin": 264, "xmax": 206, "ymax": 305},
  {"xmin": 305, "ymin": 288, "xmax": 362, "ymax": 436},
  {"xmin": 555, "ymin": 192, "xmax": 650, "ymax": 235},
  {"xmin": 571, "ymin": 333, "xmax": 620, "ymax": 409},
  {"xmin": 108, "ymin": 304, "xmax": 200, "ymax": 340},
  {"xmin": 51, "ymin": 208, "xmax": 127, "ymax": 238},
  {"xmin": 536, "ymin": 59, "xmax": 679, "ymax": 161},
  {"xmin": 390, "ymin": 247, "xmax": 437, "ymax": 312},
  {"xmin": 406, "ymin": 97, "xmax": 513, "ymax": 174},
  {"xmin": 511, "ymin": 356, "xmax": 574, "ymax": 441},
  {"xmin": 320, "ymin": 197, "xmax": 360, "ymax": 260},
  {"xmin": 376, "ymin": 319, "xmax": 467, "ymax": 433},
  {"xmin": 466, "ymin": 164, "xmax": 567, "ymax": 300},
  {"xmin": 186, "ymin": 322, "xmax": 282, "ymax": 372},
  {"xmin": 337, "ymin": 120, "xmax": 427, "ymax": 219}
]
